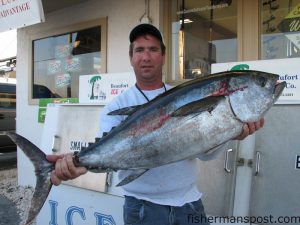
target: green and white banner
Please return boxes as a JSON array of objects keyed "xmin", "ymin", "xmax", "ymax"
[
  {"xmin": 79, "ymin": 72, "xmax": 136, "ymax": 105},
  {"xmin": 212, "ymin": 58, "xmax": 300, "ymax": 104}
]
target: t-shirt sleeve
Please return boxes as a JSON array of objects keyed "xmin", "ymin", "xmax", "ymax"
[{"xmin": 98, "ymin": 99, "xmax": 126, "ymax": 137}]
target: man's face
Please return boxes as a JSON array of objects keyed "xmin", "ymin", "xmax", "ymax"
[{"xmin": 130, "ymin": 35, "xmax": 165, "ymax": 86}]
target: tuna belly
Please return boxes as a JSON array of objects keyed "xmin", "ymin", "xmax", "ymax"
[
  {"xmin": 137, "ymin": 98, "xmax": 243, "ymax": 166},
  {"xmin": 111, "ymin": 98, "xmax": 243, "ymax": 169}
]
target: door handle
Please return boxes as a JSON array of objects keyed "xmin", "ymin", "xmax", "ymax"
[
  {"xmin": 255, "ymin": 151, "xmax": 261, "ymax": 176},
  {"xmin": 224, "ymin": 148, "xmax": 233, "ymax": 173},
  {"xmin": 52, "ymin": 135, "xmax": 60, "ymax": 152}
]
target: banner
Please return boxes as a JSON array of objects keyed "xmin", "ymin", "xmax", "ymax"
[
  {"xmin": 79, "ymin": 72, "xmax": 136, "ymax": 105},
  {"xmin": 212, "ymin": 58, "xmax": 300, "ymax": 104},
  {"xmin": 0, "ymin": 0, "xmax": 45, "ymax": 32}
]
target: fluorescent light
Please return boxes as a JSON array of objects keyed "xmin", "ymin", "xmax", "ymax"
[{"xmin": 179, "ymin": 19, "xmax": 193, "ymax": 24}]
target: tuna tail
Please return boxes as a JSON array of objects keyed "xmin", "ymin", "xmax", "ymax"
[{"xmin": 6, "ymin": 132, "xmax": 54, "ymax": 225}]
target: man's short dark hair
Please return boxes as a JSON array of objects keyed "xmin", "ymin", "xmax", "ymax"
[{"xmin": 129, "ymin": 23, "xmax": 166, "ymax": 57}]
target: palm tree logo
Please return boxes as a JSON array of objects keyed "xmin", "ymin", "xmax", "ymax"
[
  {"xmin": 89, "ymin": 75, "xmax": 101, "ymax": 100},
  {"xmin": 230, "ymin": 64, "xmax": 249, "ymax": 71}
]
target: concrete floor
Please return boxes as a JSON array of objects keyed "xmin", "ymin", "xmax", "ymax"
[{"xmin": 0, "ymin": 194, "xmax": 20, "ymax": 225}]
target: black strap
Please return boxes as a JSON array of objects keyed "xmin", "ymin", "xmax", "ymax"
[{"xmin": 135, "ymin": 83, "xmax": 166, "ymax": 102}]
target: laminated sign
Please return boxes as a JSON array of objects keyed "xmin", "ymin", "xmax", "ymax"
[{"xmin": 79, "ymin": 72, "xmax": 136, "ymax": 105}]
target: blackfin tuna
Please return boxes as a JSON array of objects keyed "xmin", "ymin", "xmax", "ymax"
[{"xmin": 7, "ymin": 70, "xmax": 285, "ymax": 224}]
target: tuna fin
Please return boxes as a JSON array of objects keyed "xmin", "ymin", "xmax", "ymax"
[
  {"xmin": 116, "ymin": 169, "xmax": 148, "ymax": 186},
  {"xmin": 5, "ymin": 132, "xmax": 54, "ymax": 225},
  {"xmin": 107, "ymin": 105, "xmax": 142, "ymax": 116},
  {"xmin": 171, "ymin": 96, "xmax": 225, "ymax": 117}
]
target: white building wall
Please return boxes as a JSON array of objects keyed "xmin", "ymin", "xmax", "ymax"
[{"xmin": 17, "ymin": 0, "xmax": 161, "ymax": 186}]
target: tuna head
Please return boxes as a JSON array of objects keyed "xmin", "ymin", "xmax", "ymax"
[{"xmin": 228, "ymin": 71, "xmax": 285, "ymax": 122}]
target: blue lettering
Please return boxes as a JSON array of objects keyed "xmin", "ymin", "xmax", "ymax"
[
  {"xmin": 286, "ymin": 82, "xmax": 296, "ymax": 88},
  {"xmin": 49, "ymin": 200, "xmax": 58, "ymax": 225},
  {"xmin": 48, "ymin": 200, "xmax": 116, "ymax": 224},
  {"xmin": 66, "ymin": 206, "xmax": 86, "ymax": 225},
  {"xmin": 280, "ymin": 74, "xmax": 298, "ymax": 80},
  {"xmin": 94, "ymin": 212, "xmax": 116, "ymax": 225}
]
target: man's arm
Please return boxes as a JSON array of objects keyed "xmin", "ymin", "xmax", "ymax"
[
  {"xmin": 47, "ymin": 100, "xmax": 124, "ymax": 186},
  {"xmin": 46, "ymin": 154, "xmax": 87, "ymax": 186}
]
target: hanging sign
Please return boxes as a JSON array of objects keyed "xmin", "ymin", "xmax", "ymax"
[
  {"xmin": 0, "ymin": 0, "xmax": 45, "ymax": 32},
  {"xmin": 278, "ymin": 3, "xmax": 300, "ymax": 49},
  {"xmin": 212, "ymin": 58, "xmax": 300, "ymax": 104},
  {"xmin": 79, "ymin": 72, "xmax": 136, "ymax": 105}
]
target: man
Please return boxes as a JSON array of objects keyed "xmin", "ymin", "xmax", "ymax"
[{"xmin": 47, "ymin": 24, "xmax": 264, "ymax": 225}]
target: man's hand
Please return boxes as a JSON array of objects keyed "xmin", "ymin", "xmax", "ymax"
[
  {"xmin": 234, "ymin": 118, "xmax": 265, "ymax": 140},
  {"xmin": 46, "ymin": 154, "xmax": 88, "ymax": 186}
]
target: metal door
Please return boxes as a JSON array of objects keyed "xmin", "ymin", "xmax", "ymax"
[
  {"xmin": 197, "ymin": 141, "xmax": 238, "ymax": 217},
  {"xmin": 250, "ymin": 106, "xmax": 300, "ymax": 225}
]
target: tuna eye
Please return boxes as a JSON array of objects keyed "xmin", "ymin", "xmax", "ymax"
[{"xmin": 256, "ymin": 76, "xmax": 267, "ymax": 87}]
